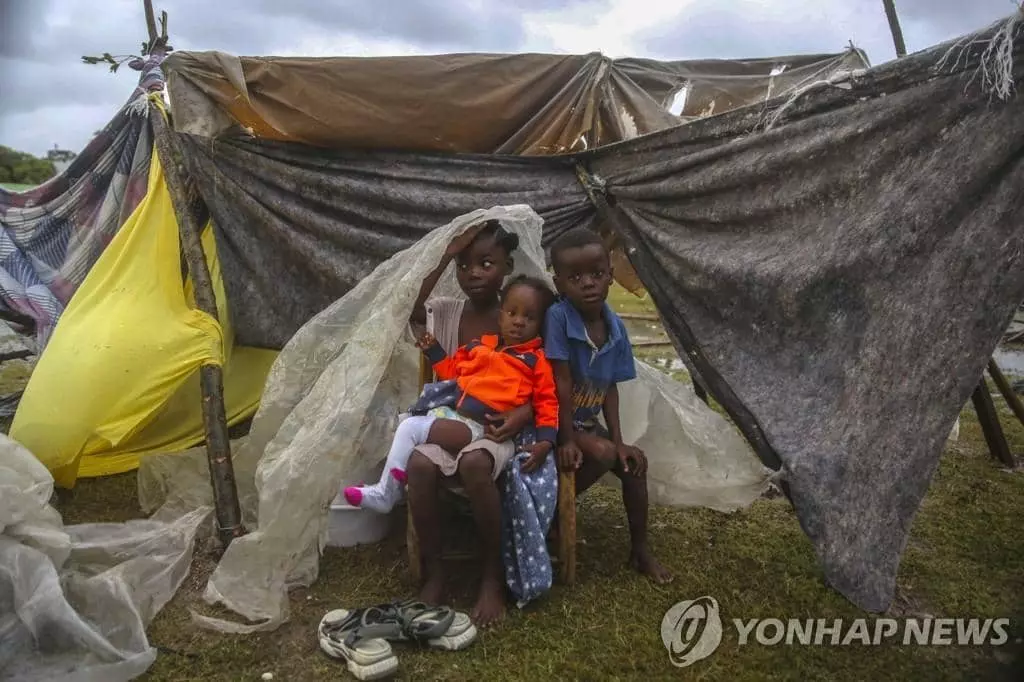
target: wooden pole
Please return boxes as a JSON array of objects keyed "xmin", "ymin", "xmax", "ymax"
[
  {"xmin": 970, "ymin": 378, "xmax": 1016, "ymax": 468},
  {"xmin": 988, "ymin": 359, "xmax": 1024, "ymax": 430},
  {"xmin": 882, "ymin": 0, "xmax": 908, "ymax": 58},
  {"xmin": 557, "ymin": 470, "xmax": 577, "ymax": 585},
  {"xmin": 150, "ymin": 103, "xmax": 245, "ymax": 547},
  {"xmin": 143, "ymin": 0, "xmax": 159, "ymax": 47}
]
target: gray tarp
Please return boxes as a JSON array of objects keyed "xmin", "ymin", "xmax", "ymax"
[{"xmin": 178, "ymin": 15, "xmax": 1024, "ymax": 612}]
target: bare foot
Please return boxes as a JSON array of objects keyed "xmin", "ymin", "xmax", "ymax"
[
  {"xmin": 418, "ymin": 567, "xmax": 446, "ymax": 605},
  {"xmin": 470, "ymin": 576, "xmax": 506, "ymax": 628},
  {"xmin": 629, "ymin": 546, "xmax": 673, "ymax": 584}
]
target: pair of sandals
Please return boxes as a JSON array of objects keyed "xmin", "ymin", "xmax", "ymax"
[{"xmin": 317, "ymin": 598, "xmax": 477, "ymax": 680}]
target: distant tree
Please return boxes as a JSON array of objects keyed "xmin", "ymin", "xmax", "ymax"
[{"xmin": 0, "ymin": 146, "xmax": 57, "ymax": 185}]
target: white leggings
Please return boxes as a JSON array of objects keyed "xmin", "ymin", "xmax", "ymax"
[{"xmin": 381, "ymin": 415, "xmax": 435, "ymax": 477}]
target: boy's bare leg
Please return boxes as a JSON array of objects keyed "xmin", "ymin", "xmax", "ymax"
[
  {"xmin": 574, "ymin": 432, "xmax": 673, "ymax": 584},
  {"xmin": 572, "ymin": 431, "xmax": 617, "ymax": 494},
  {"xmin": 457, "ymin": 449, "xmax": 506, "ymax": 627},
  {"xmin": 616, "ymin": 465, "xmax": 673, "ymax": 583},
  {"xmin": 407, "ymin": 452, "xmax": 446, "ymax": 605}
]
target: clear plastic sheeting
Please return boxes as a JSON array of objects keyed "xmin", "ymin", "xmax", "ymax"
[
  {"xmin": 0, "ymin": 434, "xmax": 209, "ymax": 681},
  {"xmin": 620, "ymin": 362, "xmax": 776, "ymax": 511},
  {"xmin": 145, "ymin": 204, "xmax": 771, "ymax": 633}
]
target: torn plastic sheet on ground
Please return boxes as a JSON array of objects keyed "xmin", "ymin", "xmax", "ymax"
[
  {"xmin": 0, "ymin": 434, "xmax": 209, "ymax": 681},
  {"xmin": 138, "ymin": 204, "xmax": 769, "ymax": 633}
]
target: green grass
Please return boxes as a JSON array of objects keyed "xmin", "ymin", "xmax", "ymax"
[
  {"xmin": 0, "ymin": 183, "xmax": 36, "ymax": 192},
  {"xmin": 24, "ymin": 283, "xmax": 1024, "ymax": 680}
]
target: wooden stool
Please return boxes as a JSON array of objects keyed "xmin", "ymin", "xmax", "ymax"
[{"xmin": 405, "ymin": 356, "xmax": 577, "ymax": 586}]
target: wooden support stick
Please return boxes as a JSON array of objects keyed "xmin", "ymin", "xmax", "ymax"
[
  {"xmin": 970, "ymin": 378, "xmax": 1016, "ymax": 468},
  {"xmin": 882, "ymin": 0, "xmax": 907, "ymax": 58},
  {"xmin": 150, "ymin": 103, "xmax": 245, "ymax": 547},
  {"xmin": 557, "ymin": 470, "xmax": 577, "ymax": 586},
  {"xmin": 143, "ymin": 0, "xmax": 158, "ymax": 46},
  {"xmin": 406, "ymin": 502, "xmax": 422, "ymax": 583},
  {"xmin": 692, "ymin": 378, "xmax": 709, "ymax": 405},
  {"xmin": 988, "ymin": 359, "xmax": 1024, "ymax": 430}
]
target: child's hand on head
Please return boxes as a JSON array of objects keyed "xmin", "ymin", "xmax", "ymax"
[{"xmin": 444, "ymin": 223, "xmax": 485, "ymax": 257}]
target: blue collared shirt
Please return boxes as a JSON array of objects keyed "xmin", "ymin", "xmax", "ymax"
[{"xmin": 543, "ymin": 297, "xmax": 637, "ymax": 424}]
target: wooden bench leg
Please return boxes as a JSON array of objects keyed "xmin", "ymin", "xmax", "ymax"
[
  {"xmin": 406, "ymin": 501, "xmax": 421, "ymax": 583},
  {"xmin": 557, "ymin": 470, "xmax": 577, "ymax": 586}
]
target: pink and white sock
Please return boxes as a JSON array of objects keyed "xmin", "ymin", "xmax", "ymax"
[{"xmin": 343, "ymin": 415, "xmax": 431, "ymax": 514}]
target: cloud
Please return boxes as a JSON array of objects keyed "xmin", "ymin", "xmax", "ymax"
[
  {"xmin": 0, "ymin": 0, "xmax": 1018, "ymax": 156},
  {"xmin": 631, "ymin": 0, "xmax": 1015, "ymax": 65},
  {"xmin": 896, "ymin": 0, "xmax": 1021, "ymax": 38}
]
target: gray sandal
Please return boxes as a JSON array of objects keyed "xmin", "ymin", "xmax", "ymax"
[
  {"xmin": 319, "ymin": 599, "xmax": 477, "ymax": 658},
  {"xmin": 318, "ymin": 607, "xmax": 398, "ymax": 680},
  {"xmin": 390, "ymin": 598, "xmax": 477, "ymax": 650}
]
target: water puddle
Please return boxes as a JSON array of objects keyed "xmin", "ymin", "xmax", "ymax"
[
  {"xmin": 622, "ymin": 317, "xmax": 664, "ymax": 340},
  {"xmin": 993, "ymin": 347, "xmax": 1024, "ymax": 377},
  {"xmin": 650, "ymin": 356, "xmax": 687, "ymax": 372}
]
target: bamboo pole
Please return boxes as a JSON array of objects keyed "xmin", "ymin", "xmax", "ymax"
[
  {"xmin": 882, "ymin": 0, "xmax": 908, "ymax": 58},
  {"xmin": 988, "ymin": 359, "xmax": 1024, "ymax": 430},
  {"xmin": 150, "ymin": 103, "xmax": 245, "ymax": 547}
]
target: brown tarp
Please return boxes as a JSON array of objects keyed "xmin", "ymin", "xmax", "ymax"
[{"xmin": 162, "ymin": 49, "xmax": 867, "ymax": 154}]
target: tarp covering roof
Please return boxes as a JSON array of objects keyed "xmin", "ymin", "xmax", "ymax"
[{"xmin": 163, "ymin": 49, "xmax": 868, "ymax": 154}]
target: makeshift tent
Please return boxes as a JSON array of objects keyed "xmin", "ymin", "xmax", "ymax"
[
  {"xmin": 157, "ymin": 13, "xmax": 1024, "ymax": 623},
  {"xmin": 3, "ymin": 42, "xmax": 868, "ymax": 473},
  {"xmin": 2, "ymin": 9, "xmax": 1024, "ymax": 679}
]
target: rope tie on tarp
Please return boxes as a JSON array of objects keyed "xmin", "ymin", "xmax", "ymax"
[{"xmin": 574, "ymin": 162, "xmax": 609, "ymax": 209}]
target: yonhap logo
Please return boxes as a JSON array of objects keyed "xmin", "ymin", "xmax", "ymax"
[
  {"xmin": 660, "ymin": 596, "xmax": 724, "ymax": 667},
  {"xmin": 660, "ymin": 596, "xmax": 1014, "ymax": 669}
]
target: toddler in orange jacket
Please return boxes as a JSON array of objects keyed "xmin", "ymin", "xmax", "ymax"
[{"xmin": 345, "ymin": 275, "xmax": 558, "ymax": 513}]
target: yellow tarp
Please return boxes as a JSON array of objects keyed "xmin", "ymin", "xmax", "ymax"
[{"xmin": 10, "ymin": 150, "xmax": 277, "ymax": 488}]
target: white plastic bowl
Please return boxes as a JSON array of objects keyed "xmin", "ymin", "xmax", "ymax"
[{"xmin": 325, "ymin": 491, "xmax": 392, "ymax": 547}]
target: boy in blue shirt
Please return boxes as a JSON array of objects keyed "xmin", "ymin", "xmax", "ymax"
[{"xmin": 544, "ymin": 228, "xmax": 672, "ymax": 583}]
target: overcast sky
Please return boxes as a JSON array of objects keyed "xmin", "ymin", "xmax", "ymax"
[{"xmin": 0, "ymin": 0, "xmax": 1018, "ymax": 156}]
